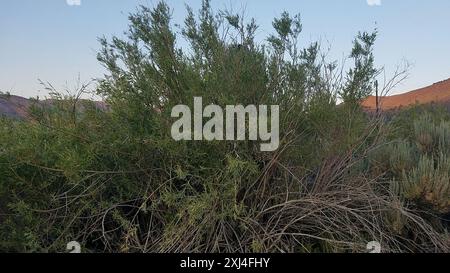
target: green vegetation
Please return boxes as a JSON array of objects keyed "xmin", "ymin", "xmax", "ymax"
[{"xmin": 0, "ymin": 1, "xmax": 448, "ymax": 253}]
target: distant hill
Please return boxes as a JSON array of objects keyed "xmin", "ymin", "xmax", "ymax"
[
  {"xmin": 4, "ymin": 79, "xmax": 450, "ymax": 119},
  {"xmin": 0, "ymin": 94, "xmax": 108, "ymax": 119},
  {"xmin": 0, "ymin": 95, "xmax": 34, "ymax": 119},
  {"xmin": 362, "ymin": 78, "xmax": 450, "ymax": 111}
]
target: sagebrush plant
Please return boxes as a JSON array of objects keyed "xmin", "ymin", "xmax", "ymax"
[
  {"xmin": 399, "ymin": 154, "xmax": 450, "ymax": 213},
  {"xmin": 381, "ymin": 114, "xmax": 450, "ymax": 215},
  {"xmin": 0, "ymin": 1, "xmax": 449, "ymax": 252}
]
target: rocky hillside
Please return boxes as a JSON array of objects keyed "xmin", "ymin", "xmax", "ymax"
[
  {"xmin": 362, "ymin": 78, "xmax": 450, "ymax": 111},
  {"xmin": 0, "ymin": 94, "xmax": 108, "ymax": 119}
]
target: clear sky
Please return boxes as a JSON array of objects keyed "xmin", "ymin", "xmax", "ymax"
[{"xmin": 1, "ymin": 0, "xmax": 449, "ymax": 98}]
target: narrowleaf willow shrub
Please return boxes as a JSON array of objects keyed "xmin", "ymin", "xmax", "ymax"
[{"xmin": 1, "ymin": 1, "xmax": 449, "ymax": 252}]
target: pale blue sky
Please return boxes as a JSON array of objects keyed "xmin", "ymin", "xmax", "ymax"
[{"xmin": 1, "ymin": 0, "xmax": 449, "ymax": 98}]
